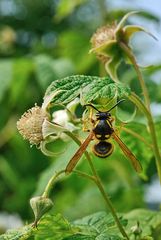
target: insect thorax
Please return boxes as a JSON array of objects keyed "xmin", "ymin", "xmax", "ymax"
[{"xmin": 93, "ymin": 119, "xmax": 113, "ymax": 140}]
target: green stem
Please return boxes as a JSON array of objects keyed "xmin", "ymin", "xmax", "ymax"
[
  {"xmin": 86, "ymin": 153, "xmax": 130, "ymax": 240},
  {"xmin": 42, "ymin": 169, "xmax": 95, "ymax": 198},
  {"xmin": 122, "ymin": 127, "xmax": 153, "ymax": 149},
  {"xmin": 65, "ymin": 131, "xmax": 129, "ymax": 239},
  {"xmin": 119, "ymin": 41, "xmax": 150, "ymax": 110},
  {"xmin": 129, "ymin": 93, "xmax": 161, "ymax": 182},
  {"xmin": 42, "ymin": 170, "xmax": 65, "ymax": 198}
]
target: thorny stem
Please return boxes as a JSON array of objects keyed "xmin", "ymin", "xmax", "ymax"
[
  {"xmin": 129, "ymin": 93, "xmax": 161, "ymax": 182},
  {"xmin": 64, "ymin": 131, "xmax": 129, "ymax": 240},
  {"xmin": 119, "ymin": 41, "xmax": 161, "ymax": 183}
]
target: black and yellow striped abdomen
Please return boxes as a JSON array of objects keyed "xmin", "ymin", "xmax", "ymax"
[{"xmin": 92, "ymin": 119, "xmax": 114, "ymax": 157}]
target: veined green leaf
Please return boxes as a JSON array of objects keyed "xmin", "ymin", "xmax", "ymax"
[
  {"xmin": 33, "ymin": 212, "xmax": 124, "ymax": 239},
  {"xmin": 0, "ymin": 225, "xmax": 34, "ymax": 240},
  {"xmin": 44, "ymin": 75, "xmax": 131, "ymax": 107},
  {"xmin": 2, "ymin": 209, "xmax": 161, "ymax": 239}
]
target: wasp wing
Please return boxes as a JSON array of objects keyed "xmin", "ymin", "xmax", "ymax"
[
  {"xmin": 65, "ymin": 131, "xmax": 94, "ymax": 173},
  {"xmin": 112, "ymin": 131, "xmax": 142, "ymax": 173}
]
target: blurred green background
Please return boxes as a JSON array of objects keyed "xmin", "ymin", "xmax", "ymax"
[{"xmin": 0, "ymin": 0, "xmax": 161, "ymax": 234}]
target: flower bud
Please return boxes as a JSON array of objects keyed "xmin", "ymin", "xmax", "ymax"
[
  {"xmin": 30, "ymin": 196, "xmax": 53, "ymax": 227},
  {"xmin": 90, "ymin": 23, "xmax": 117, "ymax": 63}
]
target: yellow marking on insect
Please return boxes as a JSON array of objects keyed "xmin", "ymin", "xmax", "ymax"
[
  {"xmin": 95, "ymin": 134, "xmax": 102, "ymax": 138},
  {"xmin": 105, "ymin": 134, "xmax": 110, "ymax": 138},
  {"xmin": 92, "ymin": 142, "xmax": 114, "ymax": 158}
]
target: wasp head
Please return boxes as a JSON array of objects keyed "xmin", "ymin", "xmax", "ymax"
[{"xmin": 95, "ymin": 111, "xmax": 111, "ymax": 120}]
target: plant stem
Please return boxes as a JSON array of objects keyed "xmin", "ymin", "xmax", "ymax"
[
  {"xmin": 119, "ymin": 41, "xmax": 161, "ymax": 182},
  {"xmin": 118, "ymin": 41, "xmax": 150, "ymax": 110},
  {"xmin": 42, "ymin": 168, "xmax": 97, "ymax": 199},
  {"xmin": 42, "ymin": 170, "xmax": 65, "ymax": 198},
  {"xmin": 85, "ymin": 152, "xmax": 130, "ymax": 240},
  {"xmin": 65, "ymin": 131, "xmax": 129, "ymax": 239},
  {"xmin": 122, "ymin": 127, "xmax": 153, "ymax": 149},
  {"xmin": 129, "ymin": 93, "xmax": 161, "ymax": 181}
]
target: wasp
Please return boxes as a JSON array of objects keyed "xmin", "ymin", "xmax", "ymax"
[{"xmin": 65, "ymin": 100, "xmax": 142, "ymax": 173}]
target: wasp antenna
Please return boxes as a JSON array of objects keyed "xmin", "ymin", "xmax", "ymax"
[
  {"xmin": 84, "ymin": 104, "xmax": 100, "ymax": 112},
  {"xmin": 107, "ymin": 99, "xmax": 125, "ymax": 112}
]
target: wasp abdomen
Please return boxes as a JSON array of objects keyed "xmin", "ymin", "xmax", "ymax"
[{"xmin": 93, "ymin": 141, "xmax": 114, "ymax": 158}]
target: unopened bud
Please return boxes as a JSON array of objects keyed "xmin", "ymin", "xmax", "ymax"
[{"xmin": 30, "ymin": 196, "xmax": 53, "ymax": 227}]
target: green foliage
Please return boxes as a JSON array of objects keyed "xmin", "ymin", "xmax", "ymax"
[
  {"xmin": 44, "ymin": 75, "xmax": 130, "ymax": 105},
  {"xmin": 0, "ymin": 60, "xmax": 12, "ymax": 102},
  {"xmin": 55, "ymin": 0, "xmax": 88, "ymax": 22},
  {"xmin": 0, "ymin": 225, "xmax": 34, "ymax": 240},
  {"xmin": 2, "ymin": 209, "xmax": 161, "ymax": 239},
  {"xmin": 1, "ymin": 1, "xmax": 161, "ymax": 239}
]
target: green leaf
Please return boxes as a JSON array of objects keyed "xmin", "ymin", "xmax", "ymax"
[
  {"xmin": 0, "ymin": 60, "xmax": 12, "ymax": 102},
  {"xmin": 105, "ymin": 56, "xmax": 120, "ymax": 82},
  {"xmin": 0, "ymin": 225, "xmax": 34, "ymax": 240},
  {"xmin": 33, "ymin": 212, "xmax": 124, "ymax": 239},
  {"xmin": 124, "ymin": 209, "xmax": 161, "ymax": 238},
  {"xmin": 34, "ymin": 55, "xmax": 74, "ymax": 91},
  {"xmin": 9, "ymin": 58, "xmax": 33, "ymax": 106},
  {"xmin": 33, "ymin": 213, "xmax": 75, "ymax": 240},
  {"xmin": 123, "ymin": 25, "xmax": 157, "ymax": 42},
  {"xmin": 2, "ymin": 210, "xmax": 161, "ymax": 239},
  {"xmin": 58, "ymin": 30, "xmax": 94, "ymax": 72},
  {"xmin": 44, "ymin": 75, "xmax": 131, "ymax": 107},
  {"xmin": 116, "ymin": 11, "xmax": 139, "ymax": 33},
  {"xmin": 73, "ymin": 211, "xmax": 125, "ymax": 239},
  {"xmin": 55, "ymin": 0, "xmax": 87, "ymax": 22}
]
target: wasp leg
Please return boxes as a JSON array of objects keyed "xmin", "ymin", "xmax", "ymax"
[{"xmin": 82, "ymin": 107, "xmax": 95, "ymax": 132}]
